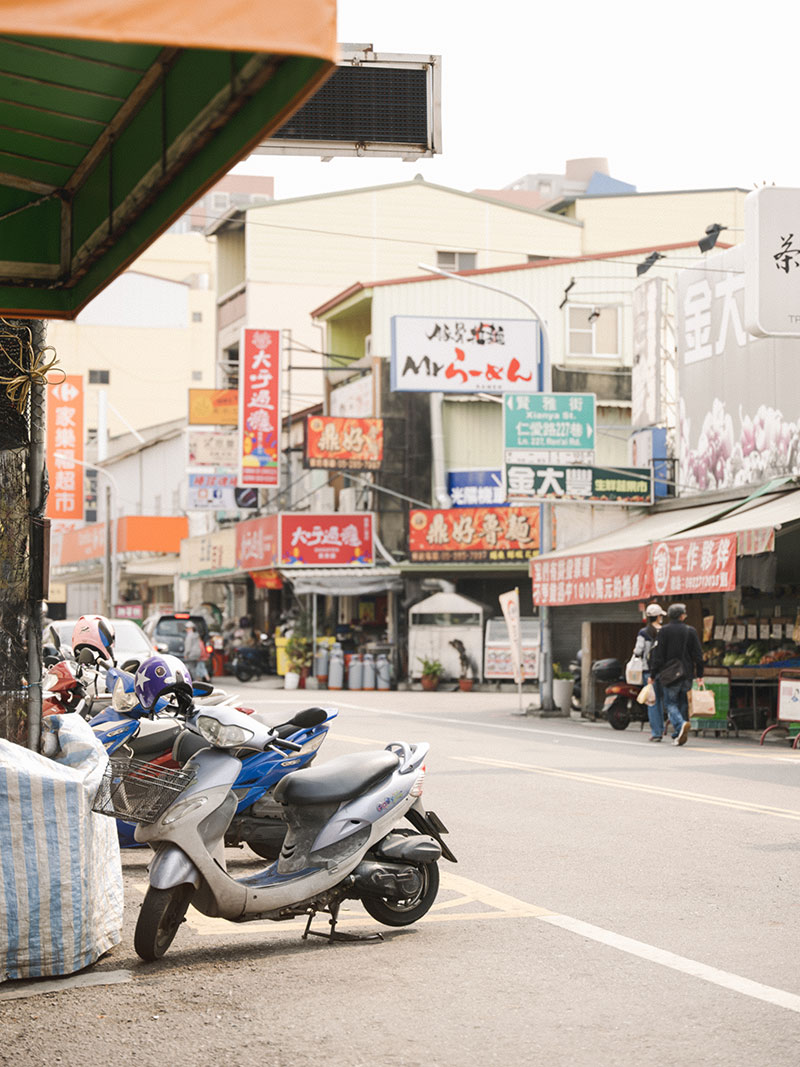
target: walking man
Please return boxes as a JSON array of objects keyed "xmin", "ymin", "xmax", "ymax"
[{"xmin": 649, "ymin": 603, "xmax": 705, "ymax": 746}]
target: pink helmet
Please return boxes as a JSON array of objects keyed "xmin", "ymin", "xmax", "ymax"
[{"xmin": 71, "ymin": 614, "xmax": 116, "ymax": 663}]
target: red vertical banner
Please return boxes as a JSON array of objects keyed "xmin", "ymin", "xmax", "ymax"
[
  {"xmin": 239, "ymin": 328, "xmax": 281, "ymax": 488},
  {"xmin": 46, "ymin": 375, "xmax": 84, "ymax": 523}
]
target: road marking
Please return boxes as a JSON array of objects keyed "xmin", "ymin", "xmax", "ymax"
[
  {"xmin": 454, "ymin": 755, "xmax": 800, "ymax": 820},
  {"xmin": 0, "ymin": 969, "xmax": 133, "ymax": 1001},
  {"xmin": 127, "ymin": 865, "xmax": 800, "ymax": 1014},
  {"xmin": 265, "ymin": 696, "xmax": 800, "ymax": 763}
]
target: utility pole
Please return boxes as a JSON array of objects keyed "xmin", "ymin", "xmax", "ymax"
[{"xmin": 417, "ymin": 264, "xmax": 555, "ymax": 713}]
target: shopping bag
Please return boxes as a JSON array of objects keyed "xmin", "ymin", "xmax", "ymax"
[
  {"xmin": 625, "ymin": 655, "xmax": 644, "ymax": 685},
  {"xmin": 688, "ymin": 686, "xmax": 716, "ymax": 718},
  {"xmin": 636, "ymin": 682, "xmax": 656, "ymax": 706}
]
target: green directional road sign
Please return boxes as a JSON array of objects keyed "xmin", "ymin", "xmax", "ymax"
[{"xmin": 504, "ymin": 393, "xmax": 596, "ymax": 465}]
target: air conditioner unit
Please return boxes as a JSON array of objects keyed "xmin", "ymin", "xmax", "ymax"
[
  {"xmin": 310, "ymin": 486, "xmax": 336, "ymax": 512},
  {"xmin": 339, "ymin": 486, "xmax": 357, "ymax": 512}
]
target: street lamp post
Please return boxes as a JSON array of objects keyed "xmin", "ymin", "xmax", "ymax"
[
  {"xmin": 54, "ymin": 454, "xmax": 119, "ymax": 615},
  {"xmin": 417, "ymin": 263, "xmax": 555, "ymax": 713}
]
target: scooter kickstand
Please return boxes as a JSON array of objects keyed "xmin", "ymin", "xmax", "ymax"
[{"xmin": 302, "ymin": 903, "xmax": 383, "ymax": 945}]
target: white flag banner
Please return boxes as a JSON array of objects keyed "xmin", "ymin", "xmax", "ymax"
[{"xmin": 499, "ymin": 587, "xmax": 524, "ymax": 685}]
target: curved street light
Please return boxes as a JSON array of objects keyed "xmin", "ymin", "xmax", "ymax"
[{"xmin": 417, "ymin": 263, "xmax": 555, "ymax": 712}]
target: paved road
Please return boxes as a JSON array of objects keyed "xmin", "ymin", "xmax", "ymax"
[{"xmin": 2, "ymin": 685, "xmax": 799, "ymax": 1066}]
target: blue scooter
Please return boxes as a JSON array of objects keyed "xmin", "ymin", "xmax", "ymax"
[{"xmin": 90, "ymin": 668, "xmax": 336, "ymax": 857}]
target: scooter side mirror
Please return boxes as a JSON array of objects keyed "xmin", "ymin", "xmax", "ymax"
[{"xmin": 78, "ymin": 648, "xmax": 96, "ymax": 665}]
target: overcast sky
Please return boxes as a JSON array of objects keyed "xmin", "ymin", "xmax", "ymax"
[{"xmin": 235, "ymin": 0, "xmax": 796, "ymax": 201}]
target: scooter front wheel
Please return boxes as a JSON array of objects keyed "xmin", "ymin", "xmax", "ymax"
[
  {"xmin": 606, "ymin": 698, "xmax": 631, "ymax": 730},
  {"xmin": 361, "ymin": 861, "xmax": 439, "ymax": 927},
  {"xmin": 134, "ymin": 884, "xmax": 194, "ymax": 961}
]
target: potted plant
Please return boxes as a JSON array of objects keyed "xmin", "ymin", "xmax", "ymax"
[
  {"xmin": 552, "ymin": 662, "xmax": 574, "ymax": 715},
  {"xmin": 449, "ymin": 639, "xmax": 475, "ymax": 691},
  {"xmin": 418, "ymin": 656, "xmax": 444, "ymax": 691},
  {"xmin": 285, "ymin": 633, "xmax": 312, "ymax": 690}
]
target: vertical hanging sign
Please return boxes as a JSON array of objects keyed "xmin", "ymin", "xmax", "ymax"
[
  {"xmin": 46, "ymin": 375, "xmax": 84, "ymax": 523},
  {"xmin": 239, "ymin": 328, "xmax": 281, "ymax": 488}
]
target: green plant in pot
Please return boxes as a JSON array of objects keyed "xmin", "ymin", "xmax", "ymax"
[
  {"xmin": 418, "ymin": 656, "xmax": 444, "ymax": 691},
  {"xmin": 286, "ymin": 633, "xmax": 313, "ymax": 674}
]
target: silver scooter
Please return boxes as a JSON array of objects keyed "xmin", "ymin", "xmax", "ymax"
[{"xmin": 127, "ymin": 701, "xmax": 455, "ymax": 960}]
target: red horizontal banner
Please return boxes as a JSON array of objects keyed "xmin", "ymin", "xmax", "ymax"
[
  {"xmin": 409, "ymin": 506, "xmax": 540, "ymax": 563},
  {"xmin": 531, "ymin": 532, "xmax": 738, "ymax": 605}
]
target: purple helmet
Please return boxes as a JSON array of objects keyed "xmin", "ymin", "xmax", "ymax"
[{"xmin": 134, "ymin": 654, "xmax": 193, "ymax": 711}]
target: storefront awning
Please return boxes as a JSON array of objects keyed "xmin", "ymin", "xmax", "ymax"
[
  {"xmin": 280, "ymin": 568, "xmax": 403, "ymax": 596},
  {"xmin": 0, "ymin": 1, "xmax": 335, "ymax": 316},
  {"xmin": 530, "ymin": 488, "xmax": 800, "ymax": 606}
]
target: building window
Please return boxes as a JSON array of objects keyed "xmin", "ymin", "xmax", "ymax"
[
  {"xmin": 88, "ymin": 369, "xmax": 110, "ymax": 384},
  {"xmin": 192, "ymin": 311, "xmax": 203, "ymax": 322},
  {"xmin": 191, "ymin": 370, "xmax": 203, "ymax": 382},
  {"xmin": 211, "ymin": 192, "xmax": 229, "ymax": 212},
  {"xmin": 567, "ymin": 305, "xmax": 621, "ymax": 358},
  {"xmin": 437, "ymin": 250, "xmax": 476, "ymax": 272}
]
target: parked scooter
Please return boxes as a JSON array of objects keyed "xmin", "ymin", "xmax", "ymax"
[
  {"xmin": 42, "ymin": 660, "xmax": 89, "ymax": 718},
  {"xmin": 592, "ymin": 658, "xmax": 648, "ymax": 730},
  {"xmin": 94, "ymin": 665, "xmax": 455, "ymax": 961},
  {"xmin": 92, "ymin": 658, "xmax": 337, "ymax": 857},
  {"xmin": 231, "ymin": 634, "xmax": 275, "ymax": 682}
]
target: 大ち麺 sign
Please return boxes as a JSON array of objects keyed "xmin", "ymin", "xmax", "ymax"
[
  {"xmin": 390, "ymin": 315, "xmax": 540, "ymax": 394},
  {"xmin": 409, "ymin": 506, "xmax": 539, "ymax": 563},
  {"xmin": 239, "ymin": 328, "xmax": 280, "ymax": 488},
  {"xmin": 281, "ymin": 513, "xmax": 374, "ymax": 567},
  {"xmin": 305, "ymin": 416, "xmax": 383, "ymax": 470}
]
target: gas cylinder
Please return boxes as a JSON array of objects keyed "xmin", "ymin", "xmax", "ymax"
[
  {"xmin": 314, "ymin": 643, "xmax": 329, "ymax": 686},
  {"xmin": 347, "ymin": 653, "xmax": 363, "ymax": 691},
  {"xmin": 327, "ymin": 648, "xmax": 344, "ymax": 690},
  {"xmin": 376, "ymin": 653, "xmax": 391, "ymax": 690},
  {"xmin": 361, "ymin": 652, "xmax": 376, "ymax": 691}
]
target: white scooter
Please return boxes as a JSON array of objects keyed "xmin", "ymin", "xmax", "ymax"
[{"xmin": 118, "ymin": 701, "xmax": 455, "ymax": 960}]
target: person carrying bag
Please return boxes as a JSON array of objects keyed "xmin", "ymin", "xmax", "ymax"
[
  {"xmin": 631, "ymin": 604, "xmax": 665, "ymax": 741},
  {"xmin": 649, "ymin": 603, "xmax": 706, "ymax": 747}
]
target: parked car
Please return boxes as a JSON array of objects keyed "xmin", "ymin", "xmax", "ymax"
[
  {"xmin": 142, "ymin": 612, "xmax": 214, "ymax": 674},
  {"xmin": 45, "ymin": 618, "xmax": 157, "ymax": 669}
]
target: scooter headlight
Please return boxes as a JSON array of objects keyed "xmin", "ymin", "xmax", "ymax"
[
  {"xmin": 111, "ymin": 678, "xmax": 139, "ymax": 713},
  {"xmin": 195, "ymin": 715, "xmax": 254, "ymax": 748}
]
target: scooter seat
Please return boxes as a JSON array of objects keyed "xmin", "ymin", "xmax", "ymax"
[
  {"xmin": 274, "ymin": 750, "xmax": 400, "ymax": 806},
  {"xmin": 129, "ymin": 720, "xmax": 182, "ymax": 758}
]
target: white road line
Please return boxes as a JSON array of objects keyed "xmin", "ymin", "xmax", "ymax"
[
  {"xmin": 454, "ymin": 755, "xmax": 800, "ymax": 820},
  {"xmin": 540, "ymin": 913, "xmax": 800, "ymax": 1014},
  {"xmin": 0, "ymin": 969, "xmax": 133, "ymax": 1001},
  {"xmin": 259, "ymin": 696, "xmax": 800, "ymax": 762}
]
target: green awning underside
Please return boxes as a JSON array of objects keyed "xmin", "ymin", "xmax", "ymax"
[{"xmin": 0, "ymin": 35, "xmax": 329, "ymax": 317}]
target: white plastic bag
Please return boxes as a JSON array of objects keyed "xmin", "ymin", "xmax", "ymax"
[
  {"xmin": 636, "ymin": 681, "xmax": 656, "ymax": 706},
  {"xmin": 625, "ymin": 654, "xmax": 644, "ymax": 685}
]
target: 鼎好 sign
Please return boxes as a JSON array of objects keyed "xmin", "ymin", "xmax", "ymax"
[
  {"xmin": 409, "ymin": 505, "xmax": 539, "ymax": 563},
  {"xmin": 305, "ymin": 416, "xmax": 383, "ymax": 470}
]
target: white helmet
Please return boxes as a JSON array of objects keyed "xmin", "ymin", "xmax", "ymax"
[{"xmin": 645, "ymin": 603, "xmax": 665, "ymax": 619}]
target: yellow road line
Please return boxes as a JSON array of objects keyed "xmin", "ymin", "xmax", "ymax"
[{"xmin": 454, "ymin": 755, "xmax": 800, "ymax": 820}]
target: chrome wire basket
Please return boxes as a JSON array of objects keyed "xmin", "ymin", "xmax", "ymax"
[{"xmin": 92, "ymin": 757, "xmax": 195, "ymax": 825}]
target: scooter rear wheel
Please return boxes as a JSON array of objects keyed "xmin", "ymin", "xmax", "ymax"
[
  {"xmin": 134, "ymin": 884, "xmax": 194, "ymax": 961},
  {"xmin": 361, "ymin": 861, "xmax": 439, "ymax": 927},
  {"xmin": 234, "ymin": 660, "xmax": 255, "ymax": 683},
  {"xmin": 606, "ymin": 698, "xmax": 631, "ymax": 730}
]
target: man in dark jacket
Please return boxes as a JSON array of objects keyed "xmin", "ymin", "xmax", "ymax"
[{"xmin": 649, "ymin": 602, "xmax": 705, "ymax": 746}]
